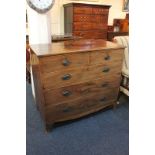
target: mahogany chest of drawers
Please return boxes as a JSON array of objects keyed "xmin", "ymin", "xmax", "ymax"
[
  {"xmin": 30, "ymin": 39, "xmax": 124, "ymax": 131},
  {"xmin": 64, "ymin": 3, "xmax": 111, "ymax": 39}
]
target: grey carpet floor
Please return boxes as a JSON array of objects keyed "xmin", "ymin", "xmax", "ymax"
[{"xmin": 26, "ymin": 82, "xmax": 129, "ymax": 155}]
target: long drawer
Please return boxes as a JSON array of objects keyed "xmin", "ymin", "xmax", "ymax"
[
  {"xmin": 44, "ymin": 78, "xmax": 121, "ymax": 106},
  {"xmin": 45, "ymin": 90, "xmax": 117, "ymax": 124},
  {"xmin": 41, "ymin": 63, "xmax": 122, "ymax": 90},
  {"xmin": 39, "ymin": 52, "xmax": 89, "ymax": 73}
]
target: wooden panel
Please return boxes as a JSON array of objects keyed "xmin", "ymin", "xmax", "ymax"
[
  {"xmin": 92, "ymin": 8, "xmax": 109, "ymax": 14},
  {"xmin": 74, "ymin": 14, "xmax": 92, "ymax": 22},
  {"xmin": 73, "ymin": 30, "xmax": 107, "ymax": 39},
  {"xmin": 44, "ymin": 78, "xmax": 121, "ymax": 106},
  {"xmin": 41, "ymin": 63, "xmax": 122, "ymax": 90},
  {"xmin": 92, "ymin": 23, "xmax": 107, "ymax": 30},
  {"xmin": 45, "ymin": 90, "xmax": 118, "ymax": 123},
  {"xmin": 39, "ymin": 52, "xmax": 89, "ymax": 73},
  {"xmin": 90, "ymin": 49, "xmax": 123, "ymax": 65},
  {"xmin": 73, "ymin": 22, "xmax": 92, "ymax": 31},
  {"xmin": 91, "ymin": 14, "xmax": 108, "ymax": 23},
  {"xmin": 73, "ymin": 6, "xmax": 92, "ymax": 14}
]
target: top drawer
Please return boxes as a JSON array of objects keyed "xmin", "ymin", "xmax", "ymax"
[
  {"xmin": 90, "ymin": 49, "xmax": 123, "ymax": 65},
  {"xmin": 39, "ymin": 52, "xmax": 89, "ymax": 73},
  {"xmin": 73, "ymin": 6, "xmax": 92, "ymax": 14},
  {"xmin": 92, "ymin": 8, "xmax": 109, "ymax": 14}
]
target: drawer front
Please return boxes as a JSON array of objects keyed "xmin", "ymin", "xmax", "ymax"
[
  {"xmin": 74, "ymin": 14, "xmax": 92, "ymax": 22},
  {"xmin": 73, "ymin": 6, "xmax": 92, "ymax": 14},
  {"xmin": 91, "ymin": 15, "xmax": 108, "ymax": 23},
  {"xmin": 42, "ymin": 63, "xmax": 121, "ymax": 90},
  {"xmin": 73, "ymin": 30, "xmax": 107, "ymax": 39},
  {"xmin": 73, "ymin": 22, "xmax": 92, "ymax": 31},
  {"xmin": 90, "ymin": 49, "xmax": 123, "ymax": 65},
  {"xmin": 45, "ymin": 90, "xmax": 117, "ymax": 123},
  {"xmin": 92, "ymin": 23, "xmax": 107, "ymax": 30},
  {"xmin": 39, "ymin": 52, "xmax": 89, "ymax": 73},
  {"xmin": 44, "ymin": 78, "xmax": 121, "ymax": 106},
  {"xmin": 92, "ymin": 8, "xmax": 109, "ymax": 15}
]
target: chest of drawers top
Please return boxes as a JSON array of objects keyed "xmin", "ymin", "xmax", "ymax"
[{"xmin": 30, "ymin": 39, "xmax": 124, "ymax": 57}]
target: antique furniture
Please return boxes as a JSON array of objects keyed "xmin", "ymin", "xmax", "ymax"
[
  {"xmin": 64, "ymin": 3, "xmax": 111, "ymax": 39},
  {"xmin": 107, "ymin": 14, "xmax": 129, "ymax": 41},
  {"xmin": 30, "ymin": 39, "xmax": 125, "ymax": 131},
  {"xmin": 113, "ymin": 36, "xmax": 129, "ymax": 96},
  {"xmin": 107, "ymin": 31, "xmax": 129, "ymax": 41}
]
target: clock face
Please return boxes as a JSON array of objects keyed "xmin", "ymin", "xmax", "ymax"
[{"xmin": 27, "ymin": 0, "xmax": 55, "ymax": 14}]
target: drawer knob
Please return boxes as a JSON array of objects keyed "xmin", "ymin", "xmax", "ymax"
[
  {"xmin": 101, "ymin": 82, "xmax": 109, "ymax": 87},
  {"xmin": 100, "ymin": 97, "xmax": 107, "ymax": 102},
  {"xmin": 62, "ymin": 90, "xmax": 72, "ymax": 97},
  {"xmin": 102, "ymin": 67, "xmax": 110, "ymax": 73},
  {"xmin": 62, "ymin": 74, "xmax": 71, "ymax": 80},
  {"xmin": 62, "ymin": 107, "xmax": 72, "ymax": 113},
  {"xmin": 62, "ymin": 59, "xmax": 70, "ymax": 66},
  {"xmin": 104, "ymin": 55, "xmax": 110, "ymax": 60}
]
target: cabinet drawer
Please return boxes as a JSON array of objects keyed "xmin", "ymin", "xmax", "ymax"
[
  {"xmin": 91, "ymin": 15, "xmax": 108, "ymax": 23},
  {"xmin": 73, "ymin": 6, "xmax": 92, "ymax": 14},
  {"xmin": 73, "ymin": 22, "xmax": 92, "ymax": 31},
  {"xmin": 92, "ymin": 8, "xmax": 109, "ymax": 14},
  {"xmin": 90, "ymin": 49, "xmax": 123, "ymax": 65},
  {"xmin": 42, "ymin": 67, "xmax": 89, "ymax": 89},
  {"xmin": 45, "ymin": 90, "xmax": 117, "ymax": 123},
  {"xmin": 74, "ymin": 14, "xmax": 92, "ymax": 22},
  {"xmin": 73, "ymin": 30, "xmax": 107, "ymax": 39},
  {"xmin": 42, "ymin": 63, "xmax": 121, "ymax": 90},
  {"xmin": 39, "ymin": 52, "xmax": 89, "ymax": 73},
  {"xmin": 44, "ymin": 78, "xmax": 121, "ymax": 106}
]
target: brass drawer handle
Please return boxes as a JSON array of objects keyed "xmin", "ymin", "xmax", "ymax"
[
  {"xmin": 62, "ymin": 90, "xmax": 72, "ymax": 97},
  {"xmin": 104, "ymin": 55, "xmax": 110, "ymax": 60},
  {"xmin": 102, "ymin": 67, "xmax": 110, "ymax": 73},
  {"xmin": 101, "ymin": 82, "xmax": 109, "ymax": 87},
  {"xmin": 100, "ymin": 97, "xmax": 107, "ymax": 102},
  {"xmin": 62, "ymin": 74, "xmax": 72, "ymax": 80},
  {"xmin": 62, "ymin": 59, "xmax": 70, "ymax": 66},
  {"xmin": 62, "ymin": 107, "xmax": 73, "ymax": 113}
]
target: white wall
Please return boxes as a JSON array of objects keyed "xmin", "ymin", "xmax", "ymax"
[{"xmin": 50, "ymin": 0, "xmax": 127, "ymax": 35}]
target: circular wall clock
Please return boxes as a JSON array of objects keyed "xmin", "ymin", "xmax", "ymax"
[{"xmin": 26, "ymin": 0, "xmax": 55, "ymax": 14}]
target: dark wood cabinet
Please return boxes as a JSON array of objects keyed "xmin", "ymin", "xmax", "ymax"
[{"xmin": 64, "ymin": 3, "xmax": 111, "ymax": 39}]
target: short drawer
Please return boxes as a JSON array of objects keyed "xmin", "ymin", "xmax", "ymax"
[
  {"xmin": 92, "ymin": 8, "xmax": 109, "ymax": 15},
  {"xmin": 73, "ymin": 6, "xmax": 92, "ymax": 14},
  {"xmin": 44, "ymin": 78, "xmax": 121, "ymax": 106},
  {"xmin": 45, "ymin": 90, "xmax": 117, "ymax": 123},
  {"xmin": 90, "ymin": 49, "xmax": 123, "ymax": 65},
  {"xmin": 39, "ymin": 52, "xmax": 89, "ymax": 73},
  {"xmin": 73, "ymin": 22, "xmax": 92, "ymax": 31},
  {"xmin": 73, "ymin": 30, "xmax": 107, "ymax": 39},
  {"xmin": 74, "ymin": 14, "xmax": 92, "ymax": 22}
]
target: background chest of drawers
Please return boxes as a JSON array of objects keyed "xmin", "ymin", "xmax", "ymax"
[
  {"xmin": 30, "ymin": 39, "xmax": 124, "ymax": 131},
  {"xmin": 64, "ymin": 3, "xmax": 111, "ymax": 39}
]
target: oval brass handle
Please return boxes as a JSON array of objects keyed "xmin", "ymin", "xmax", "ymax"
[
  {"xmin": 62, "ymin": 107, "xmax": 72, "ymax": 113},
  {"xmin": 100, "ymin": 97, "xmax": 107, "ymax": 102},
  {"xmin": 62, "ymin": 74, "xmax": 71, "ymax": 80},
  {"xmin": 102, "ymin": 67, "xmax": 110, "ymax": 73},
  {"xmin": 104, "ymin": 55, "xmax": 110, "ymax": 60},
  {"xmin": 62, "ymin": 90, "xmax": 72, "ymax": 97},
  {"xmin": 101, "ymin": 82, "xmax": 109, "ymax": 87},
  {"xmin": 62, "ymin": 59, "xmax": 70, "ymax": 66}
]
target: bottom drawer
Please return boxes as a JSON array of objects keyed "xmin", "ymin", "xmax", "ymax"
[{"xmin": 45, "ymin": 90, "xmax": 118, "ymax": 123}]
